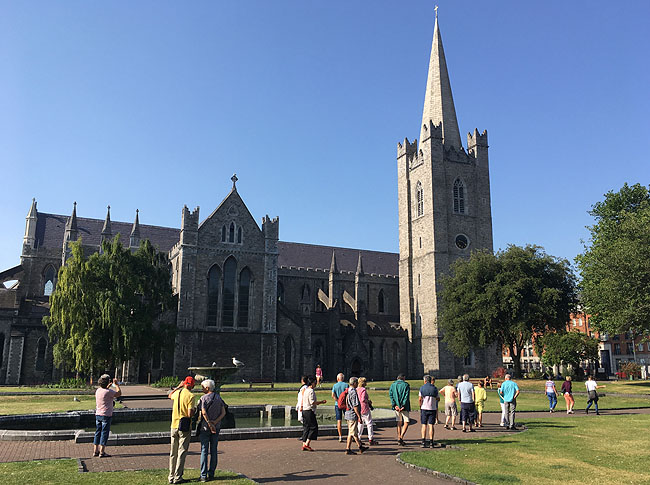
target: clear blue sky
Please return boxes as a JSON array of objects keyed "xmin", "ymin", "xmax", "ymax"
[{"xmin": 1, "ymin": 1, "xmax": 649, "ymax": 274}]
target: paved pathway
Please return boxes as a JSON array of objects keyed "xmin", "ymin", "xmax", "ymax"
[{"xmin": 3, "ymin": 407, "xmax": 650, "ymax": 483}]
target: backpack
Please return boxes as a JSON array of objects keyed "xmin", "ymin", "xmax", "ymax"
[{"xmin": 337, "ymin": 388, "xmax": 349, "ymax": 411}]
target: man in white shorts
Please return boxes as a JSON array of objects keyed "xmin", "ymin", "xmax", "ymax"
[{"xmin": 389, "ymin": 374, "xmax": 411, "ymax": 446}]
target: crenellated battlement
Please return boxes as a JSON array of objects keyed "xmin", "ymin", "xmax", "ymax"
[
  {"xmin": 420, "ymin": 120, "xmax": 443, "ymax": 142},
  {"xmin": 181, "ymin": 205, "xmax": 200, "ymax": 230},
  {"xmin": 278, "ymin": 265, "xmax": 398, "ymax": 280},
  {"xmin": 467, "ymin": 128, "xmax": 488, "ymax": 155},
  {"xmin": 397, "ymin": 137, "xmax": 418, "ymax": 159},
  {"xmin": 262, "ymin": 215, "xmax": 279, "ymax": 240}
]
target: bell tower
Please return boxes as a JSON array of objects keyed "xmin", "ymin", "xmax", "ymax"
[{"xmin": 397, "ymin": 12, "xmax": 494, "ymax": 377}]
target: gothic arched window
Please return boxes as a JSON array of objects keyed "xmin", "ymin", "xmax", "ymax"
[
  {"xmin": 222, "ymin": 257, "xmax": 237, "ymax": 327},
  {"xmin": 207, "ymin": 265, "xmax": 221, "ymax": 327},
  {"xmin": 221, "ymin": 225, "xmax": 226, "ymax": 242},
  {"xmin": 237, "ymin": 226, "xmax": 242, "ymax": 244},
  {"xmin": 43, "ymin": 265, "xmax": 56, "ymax": 296},
  {"xmin": 238, "ymin": 268, "xmax": 251, "ymax": 327},
  {"xmin": 284, "ymin": 336, "xmax": 293, "ymax": 369},
  {"xmin": 416, "ymin": 181, "xmax": 424, "ymax": 217},
  {"xmin": 35, "ymin": 337, "xmax": 47, "ymax": 371},
  {"xmin": 378, "ymin": 289, "xmax": 385, "ymax": 314},
  {"xmin": 229, "ymin": 222, "xmax": 235, "ymax": 243},
  {"xmin": 453, "ymin": 179, "xmax": 465, "ymax": 214}
]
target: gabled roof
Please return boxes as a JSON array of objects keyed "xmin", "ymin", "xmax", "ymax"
[
  {"xmin": 277, "ymin": 241, "xmax": 398, "ymax": 276},
  {"xmin": 34, "ymin": 213, "xmax": 180, "ymax": 252}
]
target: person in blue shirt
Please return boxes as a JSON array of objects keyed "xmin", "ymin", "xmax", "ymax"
[
  {"xmin": 497, "ymin": 374, "xmax": 520, "ymax": 430},
  {"xmin": 418, "ymin": 375, "xmax": 439, "ymax": 448},
  {"xmin": 331, "ymin": 373, "xmax": 348, "ymax": 442}
]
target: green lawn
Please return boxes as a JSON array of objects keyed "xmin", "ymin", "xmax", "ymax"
[
  {"xmin": 401, "ymin": 414, "xmax": 650, "ymax": 484},
  {"xmin": 0, "ymin": 460, "xmax": 253, "ymax": 485},
  {"xmin": 511, "ymin": 378, "xmax": 650, "ymax": 396},
  {"xmin": 0, "ymin": 395, "xmax": 123, "ymax": 415},
  {"xmin": 1, "ymin": 386, "xmax": 648, "ymax": 416}
]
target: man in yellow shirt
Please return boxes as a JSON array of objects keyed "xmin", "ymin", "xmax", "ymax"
[{"xmin": 168, "ymin": 376, "xmax": 197, "ymax": 484}]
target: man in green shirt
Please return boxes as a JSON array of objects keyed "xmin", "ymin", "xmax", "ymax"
[{"xmin": 389, "ymin": 374, "xmax": 411, "ymax": 446}]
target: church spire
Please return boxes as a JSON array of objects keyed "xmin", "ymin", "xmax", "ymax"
[
  {"xmin": 23, "ymin": 198, "xmax": 38, "ymax": 248},
  {"xmin": 130, "ymin": 209, "xmax": 141, "ymax": 247},
  {"xmin": 420, "ymin": 12, "xmax": 462, "ymax": 148},
  {"xmin": 356, "ymin": 252, "xmax": 364, "ymax": 276},
  {"xmin": 101, "ymin": 205, "xmax": 112, "ymax": 237},
  {"xmin": 66, "ymin": 201, "xmax": 78, "ymax": 232}
]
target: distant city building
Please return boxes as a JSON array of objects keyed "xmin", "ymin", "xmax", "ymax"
[{"xmin": 501, "ymin": 312, "xmax": 650, "ymax": 377}]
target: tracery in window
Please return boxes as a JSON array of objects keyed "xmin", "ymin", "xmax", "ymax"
[
  {"xmin": 453, "ymin": 179, "xmax": 465, "ymax": 214},
  {"xmin": 222, "ymin": 257, "xmax": 237, "ymax": 326},
  {"xmin": 238, "ymin": 268, "xmax": 251, "ymax": 327}
]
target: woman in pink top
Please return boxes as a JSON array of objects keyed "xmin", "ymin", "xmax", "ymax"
[
  {"xmin": 93, "ymin": 374, "xmax": 121, "ymax": 458},
  {"xmin": 356, "ymin": 377, "xmax": 377, "ymax": 445},
  {"xmin": 315, "ymin": 365, "xmax": 323, "ymax": 387}
]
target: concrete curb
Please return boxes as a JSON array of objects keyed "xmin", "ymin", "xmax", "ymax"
[{"xmin": 396, "ymin": 452, "xmax": 477, "ymax": 484}]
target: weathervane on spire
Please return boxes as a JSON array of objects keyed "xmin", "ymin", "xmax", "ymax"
[
  {"xmin": 434, "ymin": 5, "xmax": 438, "ymax": 19},
  {"xmin": 231, "ymin": 173, "xmax": 238, "ymax": 189}
]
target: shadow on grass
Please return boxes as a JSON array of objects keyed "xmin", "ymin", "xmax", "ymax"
[
  {"xmin": 521, "ymin": 421, "xmax": 576, "ymax": 430},
  {"xmin": 439, "ymin": 437, "xmax": 519, "ymax": 446}
]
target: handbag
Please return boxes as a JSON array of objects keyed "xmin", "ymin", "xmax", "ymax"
[{"xmin": 176, "ymin": 389, "xmax": 192, "ymax": 432}]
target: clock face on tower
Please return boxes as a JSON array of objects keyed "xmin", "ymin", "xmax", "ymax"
[{"xmin": 455, "ymin": 234, "xmax": 469, "ymax": 250}]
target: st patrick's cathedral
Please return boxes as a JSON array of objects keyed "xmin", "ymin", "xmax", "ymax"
[{"xmin": 0, "ymin": 15, "xmax": 502, "ymax": 384}]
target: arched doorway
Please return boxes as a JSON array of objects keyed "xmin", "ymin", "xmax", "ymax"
[{"xmin": 351, "ymin": 358, "xmax": 362, "ymax": 376}]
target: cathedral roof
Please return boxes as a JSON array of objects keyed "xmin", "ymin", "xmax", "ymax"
[
  {"xmin": 277, "ymin": 241, "xmax": 398, "ymax": 276},
  {"xmin": 34, "ymin": 213, "xmax": 180, "ymax": 252},
  {"xmin": 30, "ymin": 212, "xmax": 398, "ymax": 275}
]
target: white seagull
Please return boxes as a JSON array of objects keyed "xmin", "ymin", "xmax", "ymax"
[{"xmin": 232, "ymin": 357, "xmax": 245, "ymax": 368}]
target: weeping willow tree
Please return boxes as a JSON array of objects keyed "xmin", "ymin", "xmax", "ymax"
[{"xmin": 44, "ymin": 237, "xmax": 176, "ymax": 375}]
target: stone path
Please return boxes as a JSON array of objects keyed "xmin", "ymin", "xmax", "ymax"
[{"xmin": 3, "ymin": 407, "xmax": 650, "ymax": 483}]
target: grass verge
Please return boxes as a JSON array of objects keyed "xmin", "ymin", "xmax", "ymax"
[
  {"xmin": 401, "ymin": 414, "xmax": 650, "ymax": 484},
  {"xmin": 0, "ymin": 459, "xmax": 253, "ymax": 485}
]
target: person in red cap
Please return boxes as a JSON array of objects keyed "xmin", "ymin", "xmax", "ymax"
[{"xmin": 168, "ymin": 376, "xmax": 197, "ymax": 484}]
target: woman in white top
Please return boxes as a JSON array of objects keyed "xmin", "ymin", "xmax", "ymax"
[{"xmin": 301, "ymin": 376, "xmax": 326, "ymax": 451}]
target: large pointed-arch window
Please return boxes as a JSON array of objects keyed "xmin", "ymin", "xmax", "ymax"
[
  {"xmin": 378, "ymin": 289, "xmax": 385, "ymax": 314},
  {"xmin": 222, "ymin": 257, "xmax": 237, "ymax": 327},
  {"xmin": 43, "ymin": 265, "xmax": 56, "ymax": 296},
  {"xmin": 207, "ymin": 265, "xmax": 221, "ymax": 327},
  {"xmin": 453, "ymin": 179, "xmax": 465, "ymax": 214},
  {"xmin": 35, "ymin": 337, "xmax": 47, "ymax": 371},
  {"xmin": 416, "ymin": 181, "xmax": 424, "ymax": 217},
  {"xmin": 238, "ymin": 268, "xmax": 251, "ymax": 327},
  {"xmin": 221, "ymin": 225, "xmax": 227, "ymax": 242},
  {"xmin": 237, "ymin": 226, "xmax": 242, "ymax": 244}
]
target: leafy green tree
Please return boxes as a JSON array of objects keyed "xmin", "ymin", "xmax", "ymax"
[
  {"xmin": 535, "ymin": 331, "xmax": 599, "ymax": 375},
  {"xmin": 44, "ymin": 237, "xmax": 176, "ymax": 375},
  {"xmin": 439, "ymin": 245, "xmax": 577, "ymax": 377},
  {"xmin": 576, "ymin": 183, "xmax": 650, "ymax": 335}
]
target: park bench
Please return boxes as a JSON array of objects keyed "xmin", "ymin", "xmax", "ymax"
[
  {"xmin": 469, "ymin": 378, "xmax": 500, "ymax": 389},
  {"xmin": 248, "ymin": 379, "xmax": 275, "ymax": 389}
]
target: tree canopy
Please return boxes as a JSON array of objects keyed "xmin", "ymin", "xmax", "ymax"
[
  {"xmin": 438, "ymin": 245, "xmax": 577, "ymax": 377},
  {"xmin": 44, "ymin": 237, "xmax": 176, "ymax": 375},
  {"xmin": 576, "ymin": 183, "xmax": 650, "ymax": 335},
  {"xmin": 535, "ymin": 331, "xmax": 599, "ymax": 375}
]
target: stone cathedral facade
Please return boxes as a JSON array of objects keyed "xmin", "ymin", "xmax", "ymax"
[{"xmin": 0, "ymin": 15, "xmax": 500, "ymax": 384}]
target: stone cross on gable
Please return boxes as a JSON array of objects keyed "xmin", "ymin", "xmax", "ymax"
[{"xmin": 231, "ymin": 173, "xmax": 238, "ymax": 188}]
